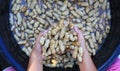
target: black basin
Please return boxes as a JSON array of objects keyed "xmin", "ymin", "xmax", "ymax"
[{"xmin": 0, "ymin": 0, "xmax": 120, "ymax": 71}]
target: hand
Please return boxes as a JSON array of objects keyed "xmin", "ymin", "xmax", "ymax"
[
  {"xmin": 30, "ymin": 32, "xmax": 45, "ymax": 63},
  {"xmin": 74, "ymin": 27, "xmax": 97, "ymax": 71},
  {"xmin": 27, "ymin": 31, "xmax": 47, "ymax": 71},
  {"xmin": 74, "ymin": 27, "xmax": 88, "ymax": 53}
]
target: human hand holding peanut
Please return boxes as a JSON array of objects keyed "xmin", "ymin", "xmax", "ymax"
[
  {"xmin": 74, "ymin": 27, "xmax": 97, "ymax": 71},
  {"xmin": 27, "ymin": 32, "xmax": 47, "ymax": 71}
]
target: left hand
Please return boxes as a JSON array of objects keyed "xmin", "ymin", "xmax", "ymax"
[
  {"xmin": 27, "ymin": 32, "xmax": 46, "ymax": 71},
  {"xmin": 29, "ymin": 32, "xmax": 45, "ymax": 63}
]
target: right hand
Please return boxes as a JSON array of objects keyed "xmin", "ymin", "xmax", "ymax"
[
  {"xmin": 74, "ymin": 27, "xmax": 97, "ymax": 71},
  {"xmin": 74, "ymin": 27, "xmax": 88, "ymax": 54}
]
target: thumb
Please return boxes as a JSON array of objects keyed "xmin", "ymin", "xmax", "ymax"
[
  {"xmin": 41, "ymin": 55, "xmax": 46, "ymax": 60},
  {"xmin": 74, "ymin": 27, "xmax": 86, "ymax": 48}
]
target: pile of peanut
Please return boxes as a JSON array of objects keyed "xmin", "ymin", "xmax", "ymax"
[
  {"xmin": 9, "ymin": 0, "xmax": 111, "ymax": 68},
  {"xmin": 40, "ymin": 20, "xmax": 83, "ymax": 67}
]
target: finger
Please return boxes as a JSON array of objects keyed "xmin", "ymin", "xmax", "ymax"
[
  {"xmin": 36, "ymin": 30, "xmax": 48, "ymax": 45},
  {"xmin": 74, "ymin": 27, "xmax": 86, "ymax": 48},
  {"xmin": 41, "ymin": 55, "xmax": 46, "ymax": 60},
  {"xmin": 35, "ymin": 43, "xmax": 41, "ymax": 51},
  {"xmin": 35, "ymin": 32, "xmax": 43, "ymax": 45},
  {"xmin": 43, "ymin": 30, "xmax": 48, "ymax": 35},
  {"xmin": 74, "ymin": 27, "xmax": 81, "ymax": 39},
  {"xmin": 74, "ymin": 27, "xmax": 84, "ymax": 39},
  {"xmin": 34, "ymin": 33, "xmax": 43, "ymax": 52},
  {"xmin": 35, "ymin": 30, "xmax": 48, "ymax": 53}
]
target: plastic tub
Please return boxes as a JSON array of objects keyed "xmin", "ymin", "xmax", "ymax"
[{"xmin": 0, "ymin": 0, "xmax": 120, "ymax": 71}]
